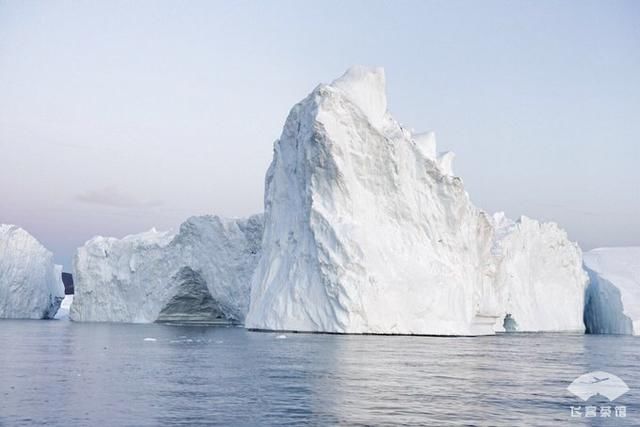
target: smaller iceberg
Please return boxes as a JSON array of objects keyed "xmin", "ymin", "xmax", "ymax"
[
  {"xmin": 70, "ymin": 215, "xmax": 262, "ymax": 323},
  {"xmin": 0, "ymin": 224, "xmax": 65, "ymax": 319},
  {"xmin": 583, "ymin": 247, "xmax": 640, "ymax": 335}
]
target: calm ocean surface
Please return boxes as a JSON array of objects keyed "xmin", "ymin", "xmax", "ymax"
[{"xmin": 0, "ymin": 320, "xmax": 638, "ymax": 426}]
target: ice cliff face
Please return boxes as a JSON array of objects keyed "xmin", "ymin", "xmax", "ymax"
[
  {"xmin": 247, "ymin": 66, "xmax": 500, "ymax": 335},
  {"xmin": 491, "ymin": 214, "xmax": 587, "ymax": 332},
  {"xmin": 0, "ymin": 224, "xmax": 65, "ymax": 319},
  {"xmin": 583, "ymin": 247, "xmax": 640, "ymax": 335},
  {"xmin": 70, "ymin": 215, "xmax": 262, "ymax": 323},
  {"xmin": 246, "ymin": 66, "xmax": 588, "ymax": 335}
]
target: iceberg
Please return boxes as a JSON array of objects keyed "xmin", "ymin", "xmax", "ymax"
[
  {"xmin": 246, "ymin": 66, "xmax": 587, "ymax": 335},
  {"xmin": 583, "ymin": 247, "xmax": 640, "ymax": 335},
  {"xmin": 247, "ymin": 66, "xmax": 498, "ymax": 335},
  {"xmin": 491, "ymin": 214, "xmax": 587, "ymax": 332},
  {"xmin": 0, "ymin": 224, "xmax": 65, "ymax": 319},
  {"xmin": 70, "ymin": 215, "xmax": 262, "ymax": 323}
]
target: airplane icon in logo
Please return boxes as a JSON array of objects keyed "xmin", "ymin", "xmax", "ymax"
[{"xmin": 568, "ymin": 371, "xmax": 629, "ymax": 401}]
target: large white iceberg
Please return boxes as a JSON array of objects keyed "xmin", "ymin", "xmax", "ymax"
[
  {"xmin": 583, "ymin": 247, "xmax": 640, "ymax": 335},
  {"xmin": 491, "ymin": 213, "xmax": 587, "ymax": 332},
  {"xmin": 70, "ymin": 215, "xmax": 262, "ymax": 323},
  {"xmin": 248, "ymin": 66, "xmax": 495, "ymax": 335},
  {"xmin": 0, "ymin": 224, "xmax": 65, "ymax": 319},
  {"xmin": 246, "ymin": 66, "xmax": 587, "ymax": 335}
]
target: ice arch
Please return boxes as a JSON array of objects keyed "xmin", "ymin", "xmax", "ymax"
[{"xmin": 156, "ymin": 267, "xmax": 237, "ymax": 324}]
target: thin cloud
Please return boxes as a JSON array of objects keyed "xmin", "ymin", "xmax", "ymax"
[{"xmin": 75, "ymin": 186, "xmax": 163, "ymax": 209}]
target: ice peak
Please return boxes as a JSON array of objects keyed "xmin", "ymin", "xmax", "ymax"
[
  {"xmin": 436, "ymin": 151, "xmax": 455, "ymax": 176},
  {"xmin": 330, "ymin": 66, "xmax": 387, "ymax": 128},
  {"xmin": 413, "ymin": 131, "xmax": 437, "ymax": 160},
  {"xmin": 492, "ymin": 212, "xmax": 510, "ymax": 227}
]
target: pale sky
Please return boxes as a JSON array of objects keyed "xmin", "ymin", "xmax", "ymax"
[{"xmin": 1, "ymin": 0, "xmax": 639, "ymax": 269}]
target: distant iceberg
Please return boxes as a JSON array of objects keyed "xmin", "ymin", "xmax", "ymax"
[
  {"xmin": 583, "ymin": 247, "xmax": 640, "ymax": 335},
  {"xmin": 0, "ymin": 224, "xmax": 65, "ymax": 319},
  {"xmin": 246, "ymin": 66, "xmax": 587, "ymax": 335},
  {"xmin": 70, "ymin": 215, "xmax": 262, "ymax": 323}
]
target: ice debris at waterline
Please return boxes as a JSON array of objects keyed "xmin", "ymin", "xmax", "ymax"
[
  {"xmin": 54, "ymin": 295, "xmax": 74, "ymax": 320},
  {"xmin": 583, "ymin": 247, "xmax": 640, "ymax": 335},
  {"xmin": 0, "ymin": 224, "xmax": 65, "ymax": 319},
  {"xmin": 246, "ymin": 66, "xmax": 587, "ymax": 336},
  {"xmin": 70, "ymin": 215, "xmax": 262, "ymax": 323}
]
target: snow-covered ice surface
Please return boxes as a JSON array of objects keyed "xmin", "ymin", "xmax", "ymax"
[
  {"xmin": 54, "ymin": 295, "xmax": 73, "ymax": 320},
  {"xmin": 583, "ymin": 247, "xmax": 640, "ymax": 335},
  {"xmin": 0, "ymin": 224, "xmax": 65, "ymax": 319},
  {"xmin": 490, "ymin": 214, "xmax": 587, "ymax": 332},
  {"xmin": 247, "ymin": 66, "xmax": 587, "ymax": 336},
  {"xmin": 70, "ymin": 215, "xmax": 262, "ymax": 323}
]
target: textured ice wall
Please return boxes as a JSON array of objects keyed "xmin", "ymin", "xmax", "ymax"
[
  {"xmin": 491, "ymin": 214, "xmax": 588, "ymax": 332},
  {"xmin": 0, "ymin": 224, "xmax": 65, "ymax": 319},
  {"xmin": 583, "ymin": 247, "xmax": 640, "ymax": 335},
  {"xmin": 70, "ymin": 215, "xmax": 262, "ymax": 323}
]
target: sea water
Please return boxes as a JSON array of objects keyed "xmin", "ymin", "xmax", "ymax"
[{"xmin": 0, "ymin": 320, "xmax": 638, "ymax": 426}]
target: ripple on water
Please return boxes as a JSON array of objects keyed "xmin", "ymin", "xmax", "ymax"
[{"xmin": 0, "ymin": 321, "xmax": 638, "ymax": 426}]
